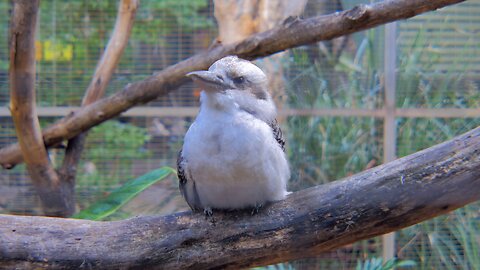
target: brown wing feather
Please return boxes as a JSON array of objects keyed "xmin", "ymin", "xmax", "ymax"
[
  {"xmin": 177, "ymin": 150, "xmax": 187, "ymax": 184},
  {"xmin": 177, "ymin": 150, "xmax": 201, "ymax": 212},
  {"xmin": 269, "ymin": 119, "xmax": 286, "ymax": 152}
]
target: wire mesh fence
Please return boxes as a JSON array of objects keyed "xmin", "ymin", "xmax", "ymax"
[{"xmin": 0, "ymin": 0, "xmax": 479, "ymax": 269}]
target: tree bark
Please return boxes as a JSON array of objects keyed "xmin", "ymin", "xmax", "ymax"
[
  {"xmin": 1, "ymin": 126, "xmax": 480, "ymax": 269},
  {"xmin": 214, "ymin": 0, "xmax": 307, "ymax": 43},
  {"xmin": 58, "ymin": 0, "xmax": 138, "ymax": 208},
  {"xmin": 9, "ymin": 0, "xmax": 74, "ymax": 217},
  {"xmin": 0, "ymin": 0, "xmax": 465, "ymax": 169}
]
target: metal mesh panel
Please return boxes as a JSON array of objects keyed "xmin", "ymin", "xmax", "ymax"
[
  {"xmin": 396, "ymin": 117, "xmax": 480, "ymax": 269},
  {"xmin": 394, "ymin": 1, "xmax": 480, "ymax": 268},
  {"xmin": 397, "ymin": 1, "xmax": 480, "ymax": 109}
]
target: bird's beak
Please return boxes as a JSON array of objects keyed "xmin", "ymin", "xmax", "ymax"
[{"xmin": 187, "ymin": 71, "xmax": 228, "ymax": 92}]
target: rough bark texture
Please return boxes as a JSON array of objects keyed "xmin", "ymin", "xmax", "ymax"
[
  {"xmin": 1, "ymin": 126, "xmax": 480, "ymax": 269},
  {"xmin": 0, "ymin": 0, "xmax": 465, "ymax": 169},
  {"xmin": 9, "ymin": 0, "xmax": 74, "ymax": 217},
  {"xmin": 58, "ymin": 0, "xmax": 138, "ymax": 204}
]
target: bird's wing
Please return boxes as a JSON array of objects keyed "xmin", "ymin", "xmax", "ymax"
[
  {"xmin": 177, "ymin": 150, "xmax": 202, "ymax": 212},
  {"xmin": 269, "ymin": 119, "xmax": 286, "ymax": 152}
]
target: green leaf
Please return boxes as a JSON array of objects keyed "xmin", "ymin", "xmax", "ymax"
[
  {"xmin": 355, "ymin": 258, "xmax": 417, "ymax": 270},
  {"xmin": 73, "ymin": 167, "xmax": 176, "ymax": 220},
  {"xmin": 395, "ymin": 260, "xmax": 417, "ymax": 267}
]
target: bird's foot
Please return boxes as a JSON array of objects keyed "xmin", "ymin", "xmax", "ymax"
[
  {"xmin": 204, "ymin": 207, "xmax": 213, "ymax": 217},
  {"xmin": 251, "ymin": 203, "xmax": 263, "ymax": 215},
  {"xmin": 203, "ymin": 207, "xmax": 216, "ymax": 223}
]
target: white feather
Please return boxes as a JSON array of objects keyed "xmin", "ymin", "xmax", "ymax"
[{"xmin": 183, "ymin": 94, "xmax": 289, "ymax": 209}]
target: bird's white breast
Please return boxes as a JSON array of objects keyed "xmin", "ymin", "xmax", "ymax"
[{"xmin": 182, "ymin": 104, "xmax": 289, "ymax": 210}]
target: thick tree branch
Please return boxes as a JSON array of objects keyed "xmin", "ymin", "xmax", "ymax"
[
  {"xmin": 59, "ymin": 0, "xmax": 138, "ymax": 203},
  {"xmin": 9, "ymin": 0, "xmax": 73, "ymax": 217},
  {"xmin": 0, "ymin": 0, "xmax": 465, "ymax": 169},
  {"xmin": 1, "ymin": 126, "xmax": 480, "ymax": 269}
]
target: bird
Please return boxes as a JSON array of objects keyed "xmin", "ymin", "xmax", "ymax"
[{"xmin": 177, "ymin": 55, "xmax": 290, "ymax": 215}]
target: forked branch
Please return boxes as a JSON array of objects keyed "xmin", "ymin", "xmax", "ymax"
[
  {"xmin": 59, "ymin": 0, "xmax": 139, "ymax": 208},
  {"xmin": 9, "ymin": 0, "xmax": 73, "ymax": 217}
]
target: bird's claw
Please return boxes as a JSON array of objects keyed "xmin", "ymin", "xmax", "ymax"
[
  {"xmin": 203, "ymin": 207, "xmax": 216, "ymax": 224},
  {"xmin": 204, "ymin": 207, "xmax": 213, "ymax": 217},
  {"xmin": 251, "ymin": 203, "xmax": 263, "ymax": 215}
]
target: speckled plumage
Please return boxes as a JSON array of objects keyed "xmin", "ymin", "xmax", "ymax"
[{"xmin": 177, "ymin": 56, "xmax": 290, "ymax": 212}]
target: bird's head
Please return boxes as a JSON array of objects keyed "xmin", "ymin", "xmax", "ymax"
[
  {"xmin": 187, "ymin": 56, "xmax": 276, "ymax": 121},
  {"xmin": 187, "ymin": 56, "xmax": 269, "ymax": 100}
]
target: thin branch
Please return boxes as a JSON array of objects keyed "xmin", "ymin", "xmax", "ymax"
[
  {"xmin": 59, "ymin": 0, "xmax": 138, "ymax": 202},
  {"xmin": 9, "ymin": 0, "xmax": 73, "ymax": 217},
  {"xmin": 1, "ymin": 126, "xmax": 479, "ymax": 268},
  {"xmin": 0, "ymin": 0, "xmax": 465, "ymax": 169},
  {"xmin": 82, "ymin": 0, "xmax": 139, "ymax": 106}
]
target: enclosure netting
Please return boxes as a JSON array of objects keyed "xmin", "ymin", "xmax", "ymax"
[{"xmin": 0, "ymin": 0, "xmax": 479, "ymax": 269}]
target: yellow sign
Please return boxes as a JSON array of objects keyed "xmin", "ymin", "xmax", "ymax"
[{"xmin": 35, "ymin": 40, "xmax": 73, "ymax": 62}]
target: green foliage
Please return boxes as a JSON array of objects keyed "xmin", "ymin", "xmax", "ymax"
[
  {"xmin": 397, "ymin": 117, "xmax": 480, "ymax": 158},
  {"xmin": 135, "ymin": 0, "xmax": 213, "ymax": 42},
  {"xmin": 252, "ymin": 263, "xmax": 295, "ymax": 270},
  {"xmin": 25, "ymin": 0, "xmax": 214, "ymax": 106},
  {"xmin": 285, "ymin": 25, "xmax": 480, "ymax": 268},
  {"xmin": 287, "ymin": 115, "xmax": 381, "ymax": 189},
  {"xmin": 87, "ymin": 121, "xmax": 151, "ymax": 160},
  {"xmin": 286, "ymin": 29, "xmax": 383, "ymax": 190},
  {"xmin": 395, "ymin": 29, "xmax": 480, "ymax": 159},
  {"xmin": 77, "ymin": 120, "xmax": 151, "ymax": 192},
  {"xmin": 73, "ymin": 167, "xmax": 175, "ymax": 221},
  {"xmin": 355, "ymin": 257, "xmax": 416, "ymax": 270},
  {"xmin": 398, "ymin": 204, "xmax": 480, "ymax": 270},
  {"xmin": 397, "ymin": 29, "xmax": 479, "ymax": 109}
]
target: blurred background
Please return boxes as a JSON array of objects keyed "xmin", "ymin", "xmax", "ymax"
[{"xmin": 0, "ymin": 0, "xmax": 479, "ymax": 269}]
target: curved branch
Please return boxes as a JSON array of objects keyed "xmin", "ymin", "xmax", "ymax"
[
  {"xmin": 9, "ymin": 0, "xmax": 73, "ymax": 217},
  {"xmin": 80, "ymin": 0, "xmax": 139, "ymax": 106},
  {"xmin": 59, "ymin": 0, "xmax": 139, "ymax": 203},
  {"xmin": 0, "ymin": 0, "xmax": 465, "ymax": 168},
  {"xmin": 1, "ymin": 126, "xmax": 480, "ymax": 269}
]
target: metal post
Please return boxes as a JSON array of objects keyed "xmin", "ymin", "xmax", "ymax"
[{"xmin": 382, "ymin": 22, "xmax": 397, "ymax": 262}]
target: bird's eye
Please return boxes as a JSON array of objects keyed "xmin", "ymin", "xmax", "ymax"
[{"xmin": 233, "ymin": 76, "xmax": 245, "ymax": 84}]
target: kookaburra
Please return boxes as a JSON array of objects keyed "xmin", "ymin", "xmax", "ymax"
[{"xmin": 177, "ymin": 56, "xmax": 290, "ymax": 215}]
